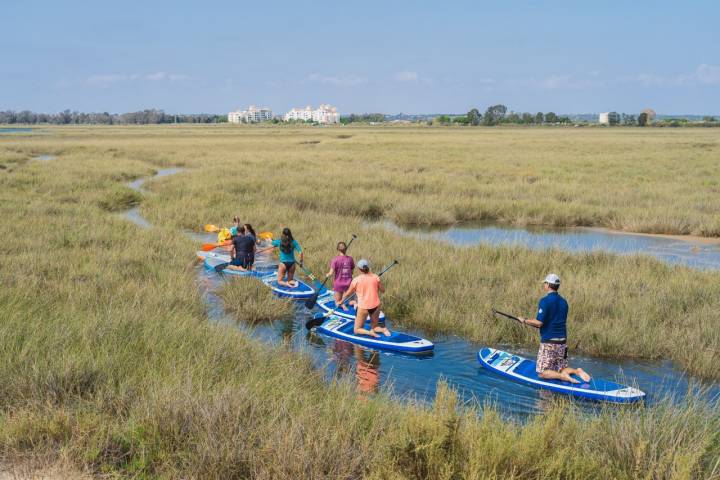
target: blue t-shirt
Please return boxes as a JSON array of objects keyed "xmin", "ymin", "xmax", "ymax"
[
  {"xmin": 536, "ymin": 291, "xmax": 568, "ymax": 342},
  {"xmin": 272, "ymin": 238, "xmax": 302, "ymax": 263}
]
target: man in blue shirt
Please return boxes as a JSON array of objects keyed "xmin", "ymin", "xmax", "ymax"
[{"xmin": 518, "ymin": 274, "xmax": 591, "ymax": 384}]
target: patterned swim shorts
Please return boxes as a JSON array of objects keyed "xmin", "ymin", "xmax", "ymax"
[{"xmin": 536, "ymin": 342, "xmax": 568, "ymax": 373}]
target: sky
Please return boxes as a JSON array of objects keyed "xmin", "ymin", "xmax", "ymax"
[{"xmin": 2, "ymin": 1, "xmax": 719, "ymax": 115}]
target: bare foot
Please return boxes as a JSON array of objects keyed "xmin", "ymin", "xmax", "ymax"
[
  {"xmin": 288, "ymin": 280, "xmax": 298, "ymax": 288},
  {"xmin": 577, "ymin": 369, "xmax": 591, "ymax": 382},
  {"xmin": 560, "ymin": 373, "xmax": 580, "ymax": 384}
]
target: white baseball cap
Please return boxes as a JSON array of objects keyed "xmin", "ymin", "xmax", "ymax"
[
  {"xmin": 543, "ymin": 273, "xmax": 561, "ymax": 285},
  {"xmin": 357, "ymin": 259, "xmax": 370, "ymax": 270}
]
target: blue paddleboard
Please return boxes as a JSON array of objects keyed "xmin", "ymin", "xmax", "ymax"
[
  {"xmin": 260, "ymin": 274, "xmax": 315, "ymax": 299},
  {"xmin": 478, "ymin": 348, "xmax": 645, "ymax": 403},
  {"xmin": 315, "ymin": 291, "xmax": 386, "ymax": 322},
  {"xmin": 315, "ymin": 315, "xmax": 434, "ymax": 354},
  {"xmin": 203, "ymin": 257, "xmax": 263, "ymax": 277}
]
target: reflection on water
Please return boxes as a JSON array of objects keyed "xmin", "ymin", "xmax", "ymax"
[
  {"xmin": 122, "ymin": 169, "xmax": 720, "ymax": 419},
  {"xmin": 129, "ymin": 168, "xmax": 184, "ymax": 192},
  {"xmin": 33, "ymin": 154, "xmax": 55, "ymax": 161},
  {"xmin": 382, "ymin": 222, "xmax": 720, "ymax": 270}
]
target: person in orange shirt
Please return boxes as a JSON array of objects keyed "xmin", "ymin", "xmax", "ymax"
[{"xmin": 340, "ymin": 259, "xmax": 390, "ymax": 338}]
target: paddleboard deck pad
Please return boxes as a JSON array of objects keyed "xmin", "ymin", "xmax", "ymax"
[
  {"xmin": 478, "ymin": 348, "xmax": 645, "ymax": 403},
  {"xmin": 315, "ymin": 292, "xmax": 386, "ymax": 321},
  {"xmin": 315, "ymin": 315, "xmax": 434, "ymax": 354},
  {"xmin": 261, "ymin": 275, "xmax": 315, "ymax": 299}
]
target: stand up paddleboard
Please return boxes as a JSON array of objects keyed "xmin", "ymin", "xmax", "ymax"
[
  {"xmin": 315, "ymin": 291, "xmax": 386, "ymax": 322},
  {"xmin": 478, "ymin": 348, "xmax": 645, "ymax": 403},
  {"xmin": 203, "ymin": 257, "xmax": 264, "ymax": 277},
  {"xmin": 260, "ymin": 273, "xmax": 315, "ymax": 299},
  {"xmin": 314, "ymin": 314, "xmax": 434, "ymax": 354},
  {"xmin": 197, "ymin": 250, "xmax": 230, "ymax": 262}
]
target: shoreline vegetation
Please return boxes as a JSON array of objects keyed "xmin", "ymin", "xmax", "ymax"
[{"xmin": 2, "ymin": 126, "xmax": 720, "ymax": 478}]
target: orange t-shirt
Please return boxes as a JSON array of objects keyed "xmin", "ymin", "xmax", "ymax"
[{"xmin": 351, "ymin": 273, "xmax": 381, "ymax": 310}]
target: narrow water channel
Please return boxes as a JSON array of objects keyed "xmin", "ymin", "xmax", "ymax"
[{"xmin": 122, "ymin": 169, "xmax": 719, "ymax": 420}]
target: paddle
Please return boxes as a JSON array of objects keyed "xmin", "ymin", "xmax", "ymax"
[
  {"xmin": 492, "ymin": 308, "xmax": 539, "ymax": 329},
  {"xmin": 305, "ymin": 259, "xmax": 398, "ymax": 330},
  {"xmin": 304, "ymin": 234, "xmax": 357, "ymax": 309},
  {"xmin": 201, "ymin": 240, "xmax": 232, "ymax": 251},
  {"xmin": 204, "ymin": 224, "xmax": 220, "ymax": 233}
]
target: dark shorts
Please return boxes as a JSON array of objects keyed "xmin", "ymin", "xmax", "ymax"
[
  {"xmin": 231, "ymin": 256, "xmax": 253, "ymax": 269},
  {"xmin": 281, "ymin": 261, "xmax": 295, "ymax": 270},
  {"xmin": 536, "ymin": 342, "xmax": 568, "ymax": 373},
  {"xmin": 367, "ymin": 305, "xmax": 379, "ymax": 315}
]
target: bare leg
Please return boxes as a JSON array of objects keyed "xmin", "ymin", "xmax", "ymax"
[
  {"xmin": 539, "ymin": 369, "xmax": 580, "ymax": 384},
  {"xmin": 370, "ymin": 307, "xmax": 390, "ymax": 336},
  {"xmin": 286, "ymin": 263, "xmax": 298, "ymax": 287},
  {"xmin": 227, "ymin": 264, "xmax": 247, "ymax": 272},
  {"xmin": 277, "ymin": 263, "xmax": 288, "ymax": 286},
  {"xmin": 354, "ymin": 307, "xmax": 379, "ymax": 338},
  {"xmin": 334, "ymin": 290, "xmax": 349, "ymax": 311},
  {"xmin": 562, "ymin": 367, "xmax": 591, "ymax": 382}
]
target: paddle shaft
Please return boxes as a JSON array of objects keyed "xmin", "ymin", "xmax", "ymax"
[{"xmin": 492, "ymin": 308, "xmax": 539, "ymax": 329}]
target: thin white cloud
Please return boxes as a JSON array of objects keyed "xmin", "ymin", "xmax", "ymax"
[
  {"xmin": 393, "ymin": 71, "xmax": 419, "ymax": 83},
  {"xmin": 86, "ymin": 72, "xmax": 188, "ymax": 87},
  {"xmin": 306, "ymin": 73, "xmax": 367, "ymax": 87},
  {"xmin": 634, "ymin": 64, "xmax": 720, "ymax": 87}
]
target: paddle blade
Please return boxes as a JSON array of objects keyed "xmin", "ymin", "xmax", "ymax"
[
  {"xmin": 258, "ymin": 231, "xmax": 273, "ymax": 240},
  {"xmin": 204, "ymin": 224, "xmax": 220, "ymax": 233},
  {"xmin": 201, "ymin": 243, "xmax": 217, "ymax": 251},
  {"xmin": 214, "ymin": 262, "xmax": 231, "ymax": 273},
  {"xmin": 305, "ymin": 312, "xmax": 325, "ymax": 330}
]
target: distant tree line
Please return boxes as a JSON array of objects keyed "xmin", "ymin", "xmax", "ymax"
[
  {"xmin": 340, "ymin": 113, "xmax": 386, "ymax": 124},
  {"xmin": 0, "ymin": 109, "xmax": 227, "ymax": 125},
  {"xmin": 431, "ymin": 105, "xmax": 571, "ymax": 126}
]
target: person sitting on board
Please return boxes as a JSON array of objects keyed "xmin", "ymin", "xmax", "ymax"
[
  {"xmin": 325, "ymin": 241, "xmax": 355, "ymax": 311},
  {"xmin": 518, "ymin": 274, "xmax": 591, "ymax": 384},
  {"xmin": 228, "ymin": 225, "xmax": 255, "ymax": 272},
  {"xmin": 270, "ymin": 227, "xmax": 303, "ymax": 287},
  {"xmin": 243, "ymin": 223, "xmax": 260, "ymax": 246},
  {"xmin": 340, "ymin": 259, "xmax": 390, "ymax": 338}
]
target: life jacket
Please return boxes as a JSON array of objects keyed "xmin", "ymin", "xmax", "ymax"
[{"xmin": 217, "ymin": 228, "xmax": 232, "ymax": 243}]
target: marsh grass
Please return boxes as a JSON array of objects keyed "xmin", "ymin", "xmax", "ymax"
[
  {"xmin": 219, "ymin": 277, "xmax": 295, "ymax": 325},
  {"xmin": 1, "ymin": 125, "xmax": 720, "ymax": 478}
]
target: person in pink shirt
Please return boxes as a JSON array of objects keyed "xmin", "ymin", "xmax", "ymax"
[
  {"xmin": 340, "ymin": 259, "xmax": 390, "ymax": 338},
  {"xmin": 325, "ymin": 241, "xmax": 355, "ymax": 311}
]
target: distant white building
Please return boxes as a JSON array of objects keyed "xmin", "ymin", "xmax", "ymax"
[
  {"xmin": 228, "ymin": 105, "xmax": 273, "ymax": 123},
  {"xmin": 284, "ymin": 104, "xmax": 340, "ymax": 124},
  {"xmin": 598, "ymin": 112, "xmax": 620, "ymax": 125}
]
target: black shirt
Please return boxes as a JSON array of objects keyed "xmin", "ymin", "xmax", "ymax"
[{"xmin": 232, "ymin": 235, "xmax": 255, "ymax": 259}]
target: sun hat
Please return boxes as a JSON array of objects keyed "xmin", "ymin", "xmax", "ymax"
[{"xmin": 543, "ymin": 273, "xmax": 561, "ymax": 285}]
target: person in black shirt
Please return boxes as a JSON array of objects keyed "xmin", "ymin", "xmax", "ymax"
[{"xmin": 229, "ymin": 225, "xmax": 256, "ymax": 272}]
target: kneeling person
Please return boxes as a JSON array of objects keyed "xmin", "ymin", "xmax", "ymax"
[
  {"xmin": 340, "ymin": 259, "xmax": 390, "ymax": 338},
  {"xmin": 229, "ymin": 226, "xmax": 255, "ymax": 271},
  {"xmin": 518, "ymin": 274, "xmax": 591, "ymax": 384}
]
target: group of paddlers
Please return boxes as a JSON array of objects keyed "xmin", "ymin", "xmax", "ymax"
[{"xmin": 220, "ymin": 219, "xmax": 591, "ymax": 383}]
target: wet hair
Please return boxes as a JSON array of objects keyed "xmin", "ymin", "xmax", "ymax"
[
  {"xmin": 244, "ymin": 223, "xmax": 256, "ymax": 238},
  {"xmin": 236, "ymin": 225, "xmax": 246, "ymax": 236},
  {"xmin": 280, "ymin": 228, "xmax": 294, "ymax": 254},
  {"xmin": 337, "ymin": 241, "xmax": 347, "ymax": 253},
  {"xmin": 547, "ymin": 282, "xmax": 559, "ymax": 291},
  {"xmin": 233, "ymin": 216, "xmax": 241, "ymax": 224}
]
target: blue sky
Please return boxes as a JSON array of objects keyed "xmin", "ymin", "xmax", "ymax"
[{"xmin": 2, "ymin": 1, "xmax": 718, "ymax": 114}]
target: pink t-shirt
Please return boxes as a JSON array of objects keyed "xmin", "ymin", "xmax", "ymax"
[
  {"xmin": 330, "ymin": 255, "xmax": 354, "ymax": 292},
  {"xmin": 350, "ymin": 273, "xmax": 381, "ymax": 310}
]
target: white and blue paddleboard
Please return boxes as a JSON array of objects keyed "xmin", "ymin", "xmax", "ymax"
[
  {"xmin": 197, "ymin": 250, "xmax": 230, "ymax": 262},
  {"xmin": 203, "ymin": 257, "xmax": 264, "ymax": 277},
  {"xmin": 315, "ymin": 291, "xmax": 386, "ymax": 322},
  {"xmin": 478, "ymin": 348, "xmax": 645, "ymax": 403},
  {"xmin": 315, "ymin": 315, "xmax": 434, "ymax": 354},
  {"xmin": 260, "ymin": 273, "xmax": 315, "ymax": 299}
]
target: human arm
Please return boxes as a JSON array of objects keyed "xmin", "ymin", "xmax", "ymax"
[
  {"xmin": 378, "ymin": 277, "xmax": 385, "ymax": 294},
  {"xmin": 340, "ymin": 281, "xmax": 357, "ymax": 305},
  {"xmin": 295, "ymin": 241, "xmax": 304, "ymax": 265},
  {"xmin": 517, "ymin": 316, "xmax": 542, "ymax": 328}
]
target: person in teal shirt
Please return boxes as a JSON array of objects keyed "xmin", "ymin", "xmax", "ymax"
[{"xmin": 270, "ymin": 227, "xmax": 304, "ymax": 287}]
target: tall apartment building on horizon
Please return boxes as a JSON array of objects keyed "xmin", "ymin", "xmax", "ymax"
[
  {"xmin": 284, "ymin": 104, "xmax": 340, "ymax": 124},
  {"xmin": 228, "ymin": 105, "xmax": 273, "ymax": 123}
]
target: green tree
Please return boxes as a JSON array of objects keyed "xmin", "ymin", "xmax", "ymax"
[
  {"xmin": 467, "ymin": 108, "xmax": 482, "ymax": 126},
  {"xmin": 521, "ymin": 112, "xmax": 534, "ymax": 124},
  {"xmin": 545, "ymin": 112, "xmax": 558, "ymax": 123},
  {"xmin": 638, "ymin": 112, "xmax": 648, "ymax": 127},
  {"xmin": 535, "ymin": 112, "xmax": 544, "ymax": 124}
]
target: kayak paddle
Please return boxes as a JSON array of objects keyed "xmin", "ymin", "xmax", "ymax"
[
  {"xmin": 204, "ymin": 224, "xmax": 221, "ymax": 233},
  {"xmin": 492, "ymin": 308, "xmax": 539, "ymax": 329},
  {"xmin": 305, "ymin": 259, "xmax": 398, "ymax": 330},
  {"xmin": 201, "ymin": 240, "xmax": 232, "ymax": 251},
  {"xmin": 304, "ymin": 234, "xmax": 357, "ymax": 310}
]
